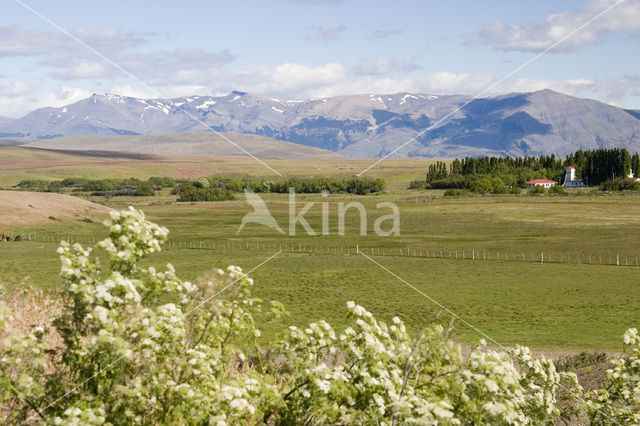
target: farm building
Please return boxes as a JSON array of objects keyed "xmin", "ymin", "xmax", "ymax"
[
  {"xmin": 526, "ymin": 179, "xmax": 557, "ymax": 189},
  {"xmin": 564, "ymin": 166, "xmax": 585, "ymax": 187},
  {"xmin": 627, "ymin": 169, "xmax": 640, "ymax": 182}
]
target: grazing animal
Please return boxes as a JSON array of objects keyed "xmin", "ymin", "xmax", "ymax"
[
  {"xmin": 14, "ymin": 235, "xmax": 22, "ymax": 242},
  {"xmin": 1, "ymin": 232, "xmax": 8, "ymax": 241}
]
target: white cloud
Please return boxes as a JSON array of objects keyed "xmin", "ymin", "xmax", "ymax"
[
  {"xmin": 0, "ymin": 25, "xmax": 144, "ymax": 57},
  {"xmin": 476, "ymin": 0, "xmax": 640, "ymax": 52},
  {"xmin": 50, "ymin": 60, "xmax": 116, "ymax": 80},
  {"xmin": 220, "ymin": 64, "xmax": 640, "ymax": 108},
  {"xmin": 232, "ymin": 62, "xmax": 347, "ymax": 97},
  {"xmin": 354, "ymin": 57, "xmax": 423, "ymax": 75},
  {"xmin": 115, "ymin": 48, "xmax": 236, "ymax": 85},
  {"xmin": 106, "ymin": 84, "xmax": 156, "ymax": 99},
  {"xmin": 0, "ymin": 80, "xmax": 32, "ymax": 97},
  {"xmin": 0, "ymin": 25, "xmax": 236, "ymax": 86},
  {"xmin": 1, "ymin": 62, "xmax": 639, "ymax": 118},
  {"xmin": 0, "ymin": 85, "xmax": 91, "ymax": 118}
]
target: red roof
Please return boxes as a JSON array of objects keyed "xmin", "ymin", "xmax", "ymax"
[
  {"xmin": 567, "ymin": 166, "xmax": 575, "ymax": 169},
  {"xmin": 527, "ymin": 179, "xmax": 556, "ymax": 184}
]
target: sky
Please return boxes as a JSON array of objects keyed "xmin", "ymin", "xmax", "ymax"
[{"xmin": 1, "ymin": 0, "xmax": 639, "ymax": 118}]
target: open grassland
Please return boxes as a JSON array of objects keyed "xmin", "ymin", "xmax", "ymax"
[
  {"xmin": 0, "ymin": 146, "xmax": 432, "ymax": 190},
  {"xmin": 1, "ymin": 183, "xmax": 639, "ymax": 350}
]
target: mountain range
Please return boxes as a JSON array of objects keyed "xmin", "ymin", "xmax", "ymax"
[{"xmin": 1, "ymin": 89, "xmax": 640, "ymax": 158}]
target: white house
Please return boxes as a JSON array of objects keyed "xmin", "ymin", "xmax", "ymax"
[
  {"xmin": 526, "ymin": 179, "xmax": 557, "ymax": 189},
  {"xmin": 564, "ymin": 167, "xmax": 585, "ymax": 187}
]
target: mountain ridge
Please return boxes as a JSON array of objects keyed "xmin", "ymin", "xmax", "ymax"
[{"xmin": 2, "ymin": 89, "xmax": 640, "ymax": 158}]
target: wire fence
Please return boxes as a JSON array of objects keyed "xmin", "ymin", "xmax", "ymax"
[{"xmin": 14, "ymin": 233, "xmax": 640, "ymax": 268}]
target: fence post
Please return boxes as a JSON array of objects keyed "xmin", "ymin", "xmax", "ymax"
[
  {"xmin": 617, "ymin": 254, "xmax": 620, "ymax": 266},
  {"xmin": 541, "ymin": 252, "xmax": 544, "ymax": 264},
  {"xmin": 472, "ymin": 249, "xmax": 475, "ymax": 260}
]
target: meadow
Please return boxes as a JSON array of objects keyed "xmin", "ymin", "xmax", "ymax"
[{"xmin": 1, "ymin": 148, "xmax": 639, "ymax": 351}]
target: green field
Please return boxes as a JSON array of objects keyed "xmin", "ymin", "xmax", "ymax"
[
  {"xmin": 2, "ymin": 180, "xmax": 639, "ymax": 350},
  {"xmin": 0, "ymin": 145, "xmax": 431, "ymax": 190}
]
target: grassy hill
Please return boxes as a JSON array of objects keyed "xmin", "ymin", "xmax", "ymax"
[
  {"xmin": 0, "ymin": 190, "xmax": 112, "ymax": 226},
  {"xmin": 16, "ymin": 131, "xmax": 345, "ymax": 160},
  {"xmin": 0, "ymin": 145, "xmax": 432, "ymax": 189}
]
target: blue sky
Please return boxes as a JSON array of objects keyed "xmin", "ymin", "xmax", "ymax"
[{"xmin": 1, "ymin": 0, "xmax": 639, "ymax": 117}]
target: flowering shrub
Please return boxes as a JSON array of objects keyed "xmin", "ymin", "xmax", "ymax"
[
  {"xmin": 0, "ymin": 207, "xmax": 637, "ymax": 424},
  {"xmin": 585, "ymin": 328, "xmax": 640, "ymax": 424}
]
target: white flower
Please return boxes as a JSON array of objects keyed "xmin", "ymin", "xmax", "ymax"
[{"xmin": 315, "ymin": 379, "xmax": 331, "ymax": 393}]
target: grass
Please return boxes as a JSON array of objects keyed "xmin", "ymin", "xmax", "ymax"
[
  {"xmin": 2, "ymin": 184, "xmax": 640, "ymax": 350},
  {"xmin": 0, "ymin": 146, "xmax": 432, "ymax": 190}
]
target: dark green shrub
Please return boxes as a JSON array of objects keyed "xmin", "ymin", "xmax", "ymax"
[
  {"xmin": 147, "ymin": 176, "xmax": 175, "ymax": 188},
  {"xmin": 60, "ymin": 177, "xmax": 89, "ymax": 187},
  {"xmin": 16, "ymin": 179, "xmax": 49, "ymax": 192},
  {"xmin": 599, "ymin": 177, "xmax": 640, "ymax": 191},
  {"xmin": 444, "ymin": 189, "xmax": 470, "ymax": 197},
  {"xmin": 528, "ymin": 185, "xmax": 547, "ymax": 194},
  {"xmin": 177, "ymin": 186, "xmax": 235, "ymax": 202},
  {"xmin": 548, "ymin": 185, "xmax": 566, "ymax": 195},
  {"xmin": 82, "ymin": 180, "xmax": 116, "ymax": 192}
]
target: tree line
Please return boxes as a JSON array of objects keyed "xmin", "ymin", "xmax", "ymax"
[
  {"xmin": 175, "ymin": 176, "xmax": 386, "ymax": 201},
  {"xmin": 410, "ymin": 148, "xmax": 640, "ymax": 193},
  {"xmin": 13, "ymin": 175, "xmax": 386, "ymax": 202},
  {"xmin": 14, "ymin": 177, "xmax": 175, "ymax": 197}
]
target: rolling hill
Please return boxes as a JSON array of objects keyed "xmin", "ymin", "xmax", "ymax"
[
  {"xmin": 11, "ymin": 132, "xmax": 345, "ymax": 160},
  {"xmin": 0, "ymin": 190, "xmax": 112, "ymax": 226}
]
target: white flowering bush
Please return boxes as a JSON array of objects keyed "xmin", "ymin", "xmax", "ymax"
[
  {"xmin": 0, "ymin": 206, "xmax": 637, "ymax": 425},
  {"xmin": 271, "ymin": 303, "xmax": 581, "ymax": 425},
  {"xmin": 585, "ymin": 328, "xmax": 640, "ymax": 424},
  {"xmin": 1, "ymin": 207, "xmax": 276, "ymax": 424}
]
